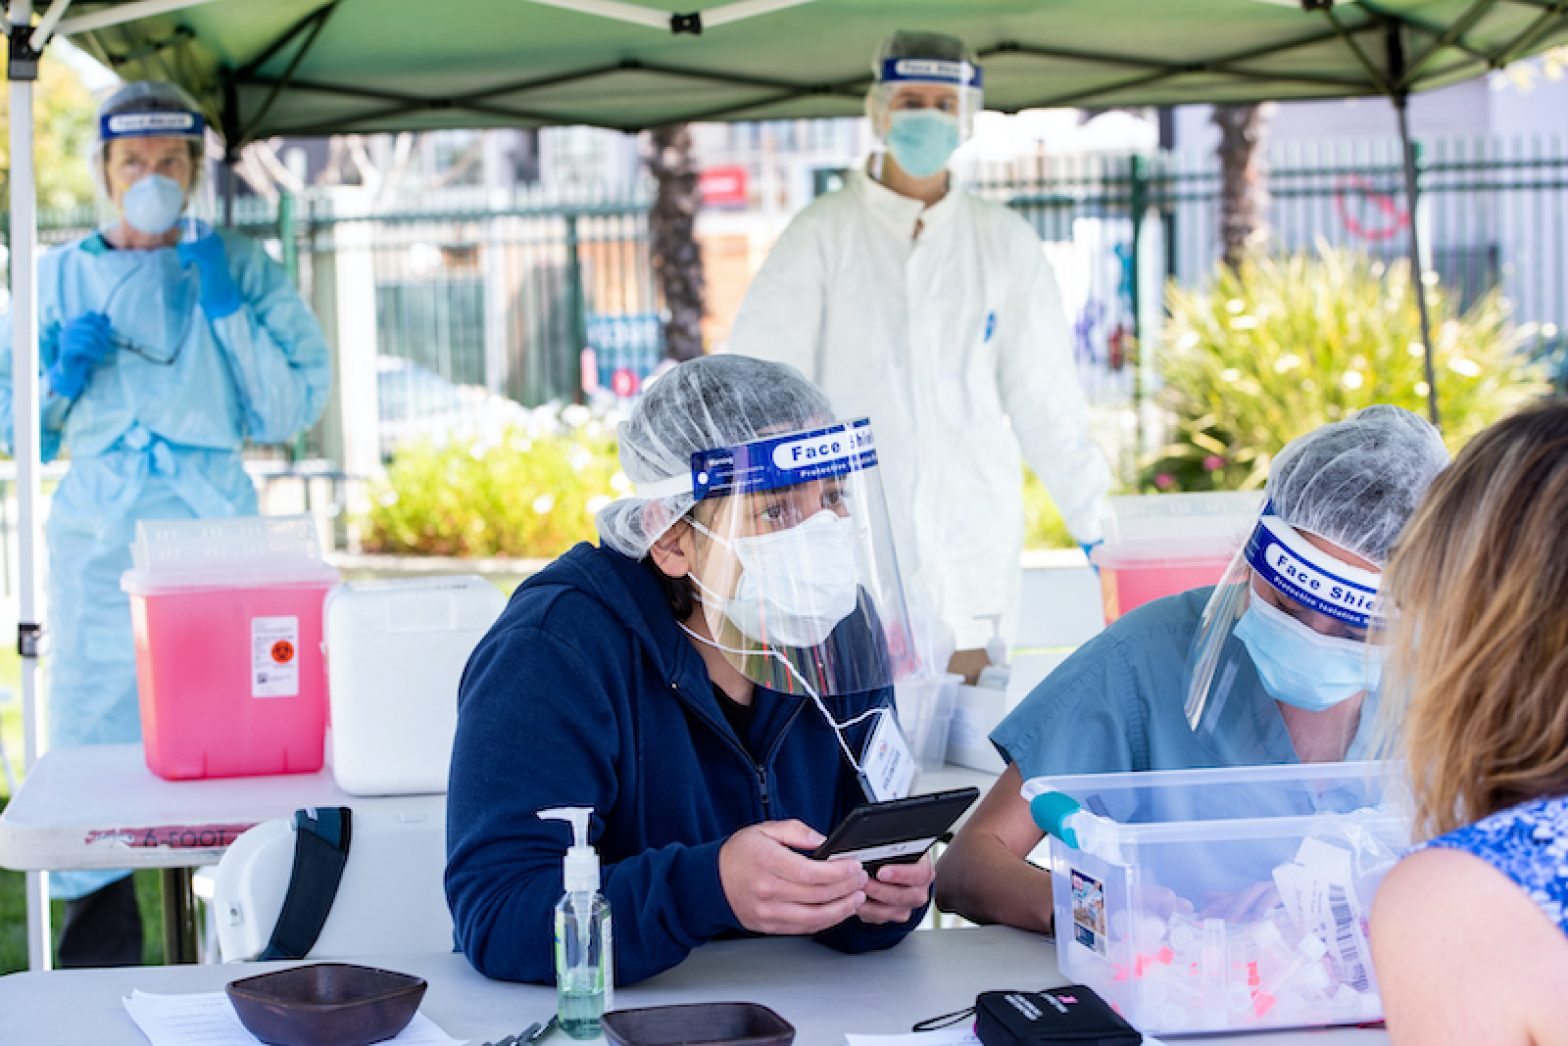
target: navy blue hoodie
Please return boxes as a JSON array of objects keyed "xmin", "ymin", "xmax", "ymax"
[{"xmin": 445, "ymin": 542, "xmax": 923, "ymax": 984}]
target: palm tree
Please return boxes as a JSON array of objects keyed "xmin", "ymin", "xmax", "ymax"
[
  {"xmin": 643, "ymin": 123, "xmax": 706, "ymax": 362},
  {"xmin": 1212, "ymin": 103, "xmax": 1273, "ymax": 272}
]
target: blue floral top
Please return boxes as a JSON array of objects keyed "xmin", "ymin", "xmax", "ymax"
[{"xmin": 1419, "ymin": 795, "xmax": 1568, "ymax": 936}]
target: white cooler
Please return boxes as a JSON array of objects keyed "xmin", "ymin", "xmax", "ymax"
[{"xmin": 324, "ymin": 576, "xmax": 506, "ymax": 795}]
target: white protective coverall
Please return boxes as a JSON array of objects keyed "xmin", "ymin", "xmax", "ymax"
[{"xmin": 727, "ymin": 169, "xmax": 1112, "ymax": 648}]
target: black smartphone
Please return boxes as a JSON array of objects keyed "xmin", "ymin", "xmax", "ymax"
[{"xmin": 811, "ymin": 787, "xmax": 981, "ymax": 870}]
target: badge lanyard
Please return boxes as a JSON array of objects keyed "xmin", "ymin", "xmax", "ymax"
[{"xmin": 680, "ymin": 624, "xmax": 915, "ymax": 803}]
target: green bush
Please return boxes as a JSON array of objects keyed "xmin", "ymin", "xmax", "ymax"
[
  {"xmin": 1146, "ymin": 248, "xmax": 1548, "ymax": 492},
  {"xmin": 360, "ymin": 404, "xmax": 626, "ymax": 559},
  {"xmin": 361, "ymin": 405, "xmax": 1077, "ymax": 558}
]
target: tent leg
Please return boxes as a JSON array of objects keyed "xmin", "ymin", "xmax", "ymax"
[
  {"xmin": 223, "ymin": 154, "xmax": 237, "ymax": 228},
  {"xmin": 1395, "ymin": 95, "xmax": 1441, "ymax": 428},
  {"xmin": 8, "ymin": 0, "xmax": 52, "ymax": 972}
]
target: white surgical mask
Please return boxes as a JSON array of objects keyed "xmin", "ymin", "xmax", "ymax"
[
  {"xmin": 691, "ymin": 510, "xmax": 860, "ymax": 649},
  {"xmin": 121, "ymin": 173, "xmax": 186, "ymax": 236}
]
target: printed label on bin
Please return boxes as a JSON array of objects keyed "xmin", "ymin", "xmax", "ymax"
[
  {"xmin": 1070, "ymin": 867, "xmax": 1108, "ymax": 955},
  {"xmin": 829, "ymin": 837, "xmax": 938, "ymax": 865},
  {"xmin": 251, "ymin": 616, "xmax": 300, "ymax": 698}
]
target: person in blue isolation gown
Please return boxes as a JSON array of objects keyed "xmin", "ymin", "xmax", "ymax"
[{"xmin": 0, "ymin": 80, "xmax": 330, "ymax": 965}]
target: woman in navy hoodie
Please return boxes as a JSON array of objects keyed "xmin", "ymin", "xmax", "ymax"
[{"xmin": 446, "ymin": 355, "xmax": 934, "ymax": 984}]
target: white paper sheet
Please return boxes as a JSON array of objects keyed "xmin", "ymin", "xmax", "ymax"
[
  {"xmin": 122, "ymin": 990, "xmax": 464, "ymax": 1046},
  {"xmin": 845, "ymin": 1029, "xmax": 982, "ymax": 1046},
  {"xmin": 843, "ymin": 1029, "xmax": 1167, "ymax": 1045}
]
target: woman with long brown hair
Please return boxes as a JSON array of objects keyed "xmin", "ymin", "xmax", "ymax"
[{"xmin": 1371, "ymin": 399, "xmax": 1568, "ymax": 1044}]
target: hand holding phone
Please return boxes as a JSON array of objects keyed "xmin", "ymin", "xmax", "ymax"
[{"xmin": 719, "ymin": 820, "xmax": 869, "ymax": 936}]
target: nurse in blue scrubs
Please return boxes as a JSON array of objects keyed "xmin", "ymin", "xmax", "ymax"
[{"xmin": 933, "ymin": 405, "xmax": 1449, "ymax": 932}]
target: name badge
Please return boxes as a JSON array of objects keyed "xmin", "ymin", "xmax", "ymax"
[{"xmin": 859, "ymin": 708, "xmax": 916, "ymax": 803}]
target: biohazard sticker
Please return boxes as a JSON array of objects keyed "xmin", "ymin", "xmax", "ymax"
[{"xmin": 251, "ymin": 616, "xmax": 300, "ymax": 698}]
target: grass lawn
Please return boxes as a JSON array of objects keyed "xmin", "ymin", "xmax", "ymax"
[{"xmin": 0, "ymin": 647, "xmax": 166, "ymax": 972}]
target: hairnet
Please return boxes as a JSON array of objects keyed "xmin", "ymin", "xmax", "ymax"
[
  {"xmin": 872, "ymin": 30, "xmax": 977, "ymax": 72},
  {"xmin": 1266, "ymin": 404, "xmax": 1449, "ymax": 566},
  {"xmin": 596, "ymin": 355, "xmax": 834, "ymax": 558}
]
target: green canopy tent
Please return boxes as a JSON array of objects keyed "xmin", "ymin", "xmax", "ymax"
[{"xmin": 6, "ymin": 0, "xmax": 1567, "ymax": 970}]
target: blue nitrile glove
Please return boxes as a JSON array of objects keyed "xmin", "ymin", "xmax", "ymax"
[
  {"xmin": 1080, "ymin": 539, "xmax": 1103, "ymax": 576},
  {"xmin": 46, "ymin": 311, "xmax": 114, "ymax": 400},
  {"xmin": 177, "ymin": 233, "xmax": 242, "ymax": 319}
]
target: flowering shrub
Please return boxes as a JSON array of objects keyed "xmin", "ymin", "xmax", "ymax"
[
  {"xmin": 360, "ymin": 403, "xmax": 627, "ymax": 558},
  {"xmin": 1146, "ymin": 249, "xmax": 1548, "ymax": 492},
  {"xmin": 360, "ymin": 402, "xmax": 1077, "ymax": 558}
]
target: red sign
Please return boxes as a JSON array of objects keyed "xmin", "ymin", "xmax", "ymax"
[
  {"xmin": 700, "ymin": 165, "xmax": 749, "ymax": 207},
  {"xmin": 85, "ymin": 822, "xmax": 256, "ymax": 850},
  {"xmin": 611, "ymin": 367, "xmax": 641, "ymax": 398}
]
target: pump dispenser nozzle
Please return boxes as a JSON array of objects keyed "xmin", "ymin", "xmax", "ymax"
[
  {"xmin": 540, "ymin": 806, "xmax": 600, "ymax": 892},
  {"xmin": 976, "ymin": 613, "xmax": 1008, "ymax": 667}
]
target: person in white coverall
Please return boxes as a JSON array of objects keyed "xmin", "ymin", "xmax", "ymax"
[{"xmin": 726, "ymin": 29, "xmax": 1113, "ymax": 658}]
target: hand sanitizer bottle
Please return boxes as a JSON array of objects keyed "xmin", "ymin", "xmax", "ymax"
[
  {"xmin": 975, "ymin": 613, "xmax": 1011, "ymax": 690},
  {"xmin": 539, "ymin": 807, "xmax": 613, "ymax": 1040}
]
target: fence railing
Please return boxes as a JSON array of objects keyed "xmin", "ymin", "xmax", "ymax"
[
  {"xmin": 9, "ymin": 133, "xmax": 1565, "ymax": 468},
  {"xmin": 969, "ymin": 134, "xmax": 1568, "ymax": 396}
]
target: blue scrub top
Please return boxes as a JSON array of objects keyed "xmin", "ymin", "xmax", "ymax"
[{"xmin": 991, "ymin": 587, "xmax": 1378, "ymax": 781}]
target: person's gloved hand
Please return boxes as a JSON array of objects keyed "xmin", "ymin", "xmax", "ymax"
[
  {"xmin": 177, "ymin": 234, "xmax": 242, "ymax": 319},
  {"xmin": 1080, "ymin": 539, "xmax": 1104, "ymax": 576},
  {"xmin": 46, "ymin": 312, "xmax": 114, "ymax": 399}
]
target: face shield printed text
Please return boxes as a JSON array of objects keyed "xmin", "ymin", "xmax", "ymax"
[
  {"xmin": 1244, "ymin": 518, "xmax": 1379, "ymax": 629},
  {"xmin": 881, "ymin": 58, "xmax": 982, "ymax": 87},
  {"xmin": 691, "ymin": 422, "xmax": 876, "ymax": 501}
]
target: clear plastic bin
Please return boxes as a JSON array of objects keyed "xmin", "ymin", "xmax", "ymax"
[
  {"xmin": 893, "ymin": 673, "xmax": 960, "ymax": 771},
  {"xmin": 122, "ymin": 516, "xmax": 339, "ymax": 780},
  {"xmin": 1023, "ymin": 762, "xmax": 1408, "ymax": 1035},
  {"xmin": 1092, "ymin": 492, "xmax": 1263, "ymax": 623}
]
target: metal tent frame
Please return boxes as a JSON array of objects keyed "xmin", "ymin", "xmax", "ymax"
[{"xmin": 6, "ymin": 0, "xmax": 1567, "ymax": 970}]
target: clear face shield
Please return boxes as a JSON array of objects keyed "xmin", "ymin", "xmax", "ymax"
[
  {"xmin": 93, "ymin": 108, "xmax": 215, "ymax": 246},
  {"xmin": 684, "ymin": 418, "xmax": 915, "ymax": 697},
  {"xmin": 1182, "ymin": 503, "xmax": 1385, "ymax": 764},
  {"xmin": 678, "ymin": 419, "xmax": 921, "ymax": 800},
  {"xmin": 868, "ymin": 58, "xmax": 983, "ymax": 179}
]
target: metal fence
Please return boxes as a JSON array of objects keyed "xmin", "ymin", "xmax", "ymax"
[
  {"xmin": 971, "ymin": 134, "xmax": 1568, "ymax": 400},
  {"xmin": 10, "ymin": 133, "xmax": 1566, "ymax": 466},
  {"xmin": 18, "ymin": 187, "xmax": 661, "ymax": 461}
]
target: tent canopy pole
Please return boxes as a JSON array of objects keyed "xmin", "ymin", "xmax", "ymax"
[
  {"xmin": 8, "ymin": 0, "xmax": 54, "ymax": 973},
  {"xmin": 1396, "ymin": 96, "xmax": 1440, "ymax": 428},
  {"xmin": 1384, "ymin": 17, "xmax": 1443, "ymax": 428}
]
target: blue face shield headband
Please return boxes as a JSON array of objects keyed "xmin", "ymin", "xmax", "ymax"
[
  {"xmin": 877, "ymin": 58, "xmax": 983, "ymax": 89},
  {"xmin": 689, "ymin": 417, "xmax": 877, "ymax": 501},
  {"xmin": 1242, "ymin": 504, "xmax": 1380, "ymax": 631},
  {"xmin": 100, "ymin": 110, "xmax": 205, "ymax": 141}
]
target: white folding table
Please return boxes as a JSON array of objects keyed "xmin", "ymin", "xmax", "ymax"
[
  {"xmin": 0, "ymin": 924, "xmax": 1389, "ymax": 1044},
  {"xmin": 0, "ymin": 743, "xmax": 442, "ymax": 964}
]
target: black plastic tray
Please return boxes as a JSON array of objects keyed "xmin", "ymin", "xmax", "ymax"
[
  {"xmin": 601, "ymin": 1002, "xmax": 796, "ymax": 1046},
  {"xmin": 225, "ymin": 962, "xmax": 428, "ymax": 1046}
]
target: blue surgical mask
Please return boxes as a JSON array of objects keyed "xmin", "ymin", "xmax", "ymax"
[
  {"xmin": 1233, "ymin": 595, "xmax": 1382, "ymax": 712},
  {"xmin": 885, "ymin": 110, "xmax": 960, "ymax": 179},
  {"xmin": 121, "ymin": 174, "xmax": 186, "ymax": 236}
]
